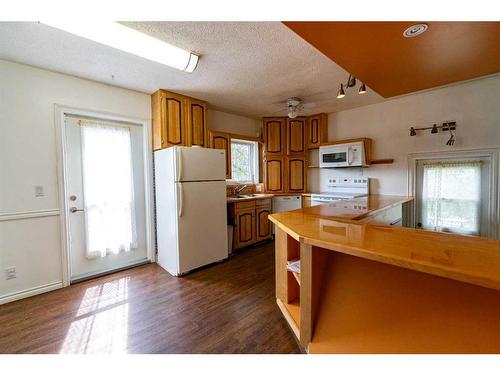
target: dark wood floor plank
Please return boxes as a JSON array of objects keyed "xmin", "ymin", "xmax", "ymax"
[{"xmin": 0, "ymin": 241, "xmax": 300, "ymax": 354}]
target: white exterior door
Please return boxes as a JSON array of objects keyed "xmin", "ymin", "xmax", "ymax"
[
  {"xmin": 65, "ymin": 116, "xmax": 148, "ymax": 281},
  {"xmin": 176, "ymin": 180, "xmax": 228, "ymax": 273}
]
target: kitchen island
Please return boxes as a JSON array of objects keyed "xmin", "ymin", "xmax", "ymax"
[{"xmin": 269, "ymin": 195, "xmax": 500, "ymax": 353}]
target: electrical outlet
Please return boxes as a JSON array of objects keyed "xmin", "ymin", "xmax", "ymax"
[
  {"xmin": 34, "ymin": 185, "xmax": 45, "ymax": 197},
  {"xmin": 5, "ymin": 267, "xmax": 16, "ymax": 280}
]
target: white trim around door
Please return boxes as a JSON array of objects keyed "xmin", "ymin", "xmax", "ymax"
[{"xmin": 54, "ymin": 105, "xmax": 155, "ymax": 286}]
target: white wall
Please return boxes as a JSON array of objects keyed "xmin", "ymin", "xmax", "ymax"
[
  {"xmin": 309, "ymin": 75, "xmax": 500, "ymax": 195},
  {"xmin": 0, "ymin": 60, "xmax": 261, "ymax": 303},
  {"xmin": 0, "ymin": 59, "xmax": 151, "ymax": 303},
  {"xmin": 208, "ymin": 108, "xmax": 260, "ymax": 137}
]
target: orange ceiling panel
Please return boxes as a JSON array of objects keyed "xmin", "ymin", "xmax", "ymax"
[{"xmin": 283, "ymin": 22, "xmax": 500, "ymax": 97}]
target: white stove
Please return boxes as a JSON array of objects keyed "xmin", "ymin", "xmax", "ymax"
[{"xmin": 310, "ymin": 177, "xmax": 369, "ymax": 206}]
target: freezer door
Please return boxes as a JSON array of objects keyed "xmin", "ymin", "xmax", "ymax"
[
  {"xmin": 175, "ymin": 146, "xmax": 226, "ymax": 182},
  {"xmin": 176, "ymin": 181, "xmax": 228, "ymax": 274}
]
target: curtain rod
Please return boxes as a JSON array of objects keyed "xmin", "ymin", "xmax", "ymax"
[
  {"xmin": 65, "ymin": 114, "xmax": 140, "ymax": 128},
  {"xmin": 418, "ymin": 160, "xmax": 484, "ymax": 167}
]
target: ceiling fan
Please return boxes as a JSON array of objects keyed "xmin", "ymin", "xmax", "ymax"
[{"xmin": 273, "ymin": 97, "xmax": 316, "ymax": 118}]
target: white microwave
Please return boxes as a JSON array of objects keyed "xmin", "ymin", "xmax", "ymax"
[{"xmin": 319, "ymin": 141, "xmax": 367, "ymax": 168}]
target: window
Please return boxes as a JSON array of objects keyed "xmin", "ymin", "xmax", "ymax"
[
  {"xmin": 231, "ymin": 139, "xmax": 259, "ymax": 183},
  {"xmin": 420, "ymin": 160, "xmax": 482, "ymax": 235}
]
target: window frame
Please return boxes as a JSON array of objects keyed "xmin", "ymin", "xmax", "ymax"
[
  {"xmin": 408, "ymin": 148, "xmax": 499, "ymax": 238},
  {"xmin": 229, "ymin": 138, "xmax": 259, "ymax": 184}
]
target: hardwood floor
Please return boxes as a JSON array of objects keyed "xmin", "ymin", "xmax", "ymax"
[{"xmin": 0, "ymin": 241, "xmax": 301, "ymax": 354}]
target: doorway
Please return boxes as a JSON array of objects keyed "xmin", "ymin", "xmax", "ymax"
[{"xmin": 57, "ymin": 107, "xmax": 154, "ymax": 283}]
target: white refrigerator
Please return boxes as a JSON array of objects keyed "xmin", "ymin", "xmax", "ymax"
[{"xmin": 154, "ymin": 146, "xmax": 228, "ymax": 276}]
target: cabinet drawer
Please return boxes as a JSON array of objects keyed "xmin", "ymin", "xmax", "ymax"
[
  {"xmin": 255, "ymin": 198, "xmax": 272, "ymax": 208},
  {"xmin": 235, "ymin": 200, "xmax": 256, "ymax": 210}
]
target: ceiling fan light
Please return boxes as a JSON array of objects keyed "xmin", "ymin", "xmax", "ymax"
[
  {"xmin": 336, "ymin": 83, "xmax": 345, "ymax": 99},
  {"xmin": 410, "ymin": 127, "xmax": 417, "ymax": 136},
  {"xmin": 358, "ymin": 83, "xmax": 367, "ymax": 94},
  {"xmin": 431, "ymin": 124, "xmax": 438, "ymax": 134}
]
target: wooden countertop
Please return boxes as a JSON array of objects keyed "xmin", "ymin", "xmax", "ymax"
[
  {"xmin": 269, "ymin": 197, "xmax": 500, "ymax": 292},
  {"xmin": 300, "ymin": 195, "xmax": 414, "ymax": 220}
]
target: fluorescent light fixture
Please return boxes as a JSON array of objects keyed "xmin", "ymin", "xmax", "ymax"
[{"xmin": 41, "ymin": 21, "xmax": 199, "ymax": 72}]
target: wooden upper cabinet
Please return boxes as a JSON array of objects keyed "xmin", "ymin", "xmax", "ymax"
[
  {"xmin": 209, "ymin": 131, "xmax": 231, "ymax": 179},
  {"xmin": 185, "ymin": 98, "xmax": 208, "ymax": 147},
  {"xmin": 152, "ymin": 90, "xmax": 186, "ymax": 150},
  {"xmin": 286, "ymin": 156, "xmax": 307, "ymax": 192},
  {"xmin": 286, "ymin": 118, "xmax": 306, "ymax": 155},
  {"xmin": 152, "ymin": 89, "xmax": 209, "ymax": 150},
  {"xmin": 162, "ymin": 91, "xmax": 185, "ymax": 148},
  {"xmin": 263, "ymin": 118, "xmax": 286, "ymax": 156},
  {"xmin": 264, "ymin": 156, "xmax": 285, "ymax": 193},
  {"xmin": 307, "ymin": 113, "xmax": 328, "ymax": 149}
]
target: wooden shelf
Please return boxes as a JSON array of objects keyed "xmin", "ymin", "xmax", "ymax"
[{"xmin": 369, "ymin": 158, "xmax": 394, "ymax": 165}]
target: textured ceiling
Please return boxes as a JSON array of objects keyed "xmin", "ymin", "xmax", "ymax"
[{"xmin": 0, "ymin": 22, "xmax": 384, "ymax": 118}]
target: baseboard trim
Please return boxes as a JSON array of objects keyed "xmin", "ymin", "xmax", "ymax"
[{"xmin": 0, "ymin": 281, "xmax": 63, "ymax": 305}]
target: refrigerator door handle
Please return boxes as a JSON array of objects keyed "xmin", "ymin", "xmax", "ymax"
[
  {"xmin": 178, "ymin": 184, "xmax": 184, "ymax": 218},
  {"xmin": 177, "ymin": 147, "xmax": 183, "ymax": 181}
]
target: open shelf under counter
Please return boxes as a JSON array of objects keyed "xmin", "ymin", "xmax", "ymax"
[
  {"xmin": 276, "ymin": 297, "xmax": 300, "ymax": 339},
  {"xmin": 307, "ymin": 250, "xmax": 500, "ymax": 353}
]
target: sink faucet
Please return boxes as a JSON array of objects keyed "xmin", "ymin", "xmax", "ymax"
[{"xmin": 234, "ymin": 184, "xmax": 248, "ymax": 195}]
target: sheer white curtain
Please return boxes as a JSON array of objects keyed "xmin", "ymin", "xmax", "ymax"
[
  {"xmin": 421, "ymin": 160, "xmax": 481, "ymax": 235},
  {"xmin": 80, "ymin": 121, "xmax": 137, "ymax": 259}
]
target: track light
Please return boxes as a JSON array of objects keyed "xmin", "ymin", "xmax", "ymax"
[
  {"xmin": 431, "ymin": 124, "xmax": 438, "ymax": 134},
  {"xmin": 358, "ymin": 83, "xmax": 367, "ymax": 95},
  {"xmin": 336, "ymin": 74, "xmax": 367, "ymax": 99},
  {"xmin": 347, "ymin": 74, "xmax": 357, "ymax": 88},
  {"xmin": 410, "ymin": 127, "xmax": 417, "ymax": 136},
  {"xmin": 337, "ymin": 83, "xmax": 346, "ymax": 99}
]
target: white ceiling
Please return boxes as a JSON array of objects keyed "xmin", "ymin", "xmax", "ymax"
[{"xmin": 0, "ymin": 21, "xmax": 384, "ymax": 118}]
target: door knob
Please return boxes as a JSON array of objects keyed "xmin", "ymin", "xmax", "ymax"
[{"xmin": 70, "ymin": 207, "xmax": 84, "ymax": 213}]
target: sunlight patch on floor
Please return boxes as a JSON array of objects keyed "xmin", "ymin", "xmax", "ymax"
[{"xmin": 60, "ymin": 277, "xmax": 130, "ymax": 353}]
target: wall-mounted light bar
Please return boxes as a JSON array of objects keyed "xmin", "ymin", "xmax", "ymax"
[
  {"xmin": 409, "ymin": 122, "xmax": 457, "ymax": 146},
  {"xmin": 41, "ymin": 21, "xmax": 199, "ymax": 72}
]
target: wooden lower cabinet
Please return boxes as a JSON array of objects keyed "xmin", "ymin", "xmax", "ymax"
[
  {"xmin": 256, "ymin": 206, "xmax": 272, "ymax": 242},
  {"xmin": 230, "ymin": 199, "xmax": 273, "ymax": 250},
  {"xmin": 234, "ymin": 208, "xmax": 256, "ymax": 248}
]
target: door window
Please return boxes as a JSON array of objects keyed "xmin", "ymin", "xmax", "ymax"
[{"xmin": 80, "ymin": 122, "xmax": 138, "ymax": 258}]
